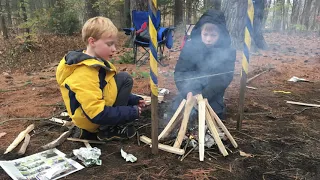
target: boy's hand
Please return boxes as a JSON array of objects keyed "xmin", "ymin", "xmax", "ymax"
[
  {"xmin": 138, "ymin": 100, "xmax": 146, "ymax": 108},
  {"xmin": 138, "ymin": 107, "xmax": 142, "ymax": 116}
]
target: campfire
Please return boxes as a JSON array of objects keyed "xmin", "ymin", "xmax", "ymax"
[{"xmin": 140, "ymin": 93, "xmax": 238, "ymax": 161}]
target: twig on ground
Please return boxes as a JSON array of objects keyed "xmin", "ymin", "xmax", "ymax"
[
  {"xmin": 205, "ymin": 152, "xmax": 217, "ymax": 160},
  {"xmin": 180, "ymin": 145, "xmax": 197, "ymax": 161},
  {"xmin": 137, "ymin": 131, "xmax": 140, "ymax": 146},
  {"xmin": 247, "ymin": 69, "xmax": 270, "ymax": 84},
  {"xmin": 302, "ymin": 132, "xmax": 320, "ymax": 143},
  {"xmin": 244, "ymin": 112, "xmax": 272, "ymax": 116},
  {"xmin": 0, "ymin": 118, "xmax": 46, "ymax": 125},
  {"xmin": 104, "ymin": 151, "xmax": 118, "ymax": 158},
  {"xmin": 0, "ymin": 110, "xmax": 67, "ymax": 126},
  {"xmin": 136, "ymin": 123, "xmax": 151, "ymax": 130},
  {"xmin": 234, "ymin": 131, "xmax": 268, "ymax": 143},
  {"xmin": 41, "ymin": 129, "xmax": 72, "ymax": 150}
]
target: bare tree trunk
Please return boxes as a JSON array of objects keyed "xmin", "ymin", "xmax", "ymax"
[
  {"xmin": 19, "ymin": 0, "xmax": 30, "ymax": 35},
  {"xmin": 290, "ymin": 0, "xmax": 300, "ymax": 29},
  {"xmin": 222, "ymin": 0, "xmax": 247, "ymax": 49},
  {"xmin": 85, "ymin": 0, "xmax": 99, "ymax": 21},
  {"xmin": 162, "ymin": 4, "xmax": 167, "ymax": 26},
  {"xmin": 262, "ymin": 0, "xmax": 271, "ymax": 30},
  {"xmin": 210, "ymin": 0, "xmax": 221, "ymax": 10},
  {"xmin": 300, "ymin": 0, "xmax": 313, "ymax": 30},
  {"xmin": 5, "ymin": 0, "xmax": 11, "ymax": 26},
  {"xmin": 192, "ymin": 0, "xmax": 199, "ymax": 23},
  {"xmin": 273, "ymin": 0, "xmax": 283, "ymax": 31},
  {"xmin": 0, "ymin": 0, "xmax": 8, "ymax": 39},
  {"xmin": 186, "ymin": 0, "xmax": 192, "ymax": 24},
  {"xmin": 309, "ymin": 0, "xmax": 319, "ymax": 30},
  {"xmin": 253, "ymin": 0, "xmax": 267, "ymax": 49},
  {"xmin": 174, "ymin": 0, "xmax": 183, "ymax": 26},
  {"xmin": 124, "ymin": 0, "xmax": 131, "ymax": 27},
  {"xmin": 130, "ymin": 0, "xmax": 147, "ymax": 11}
]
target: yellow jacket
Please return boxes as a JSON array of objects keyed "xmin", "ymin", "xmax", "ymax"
[{"xmin": 56, "ymin": 50, "xmax": 139, "ymax": 132}]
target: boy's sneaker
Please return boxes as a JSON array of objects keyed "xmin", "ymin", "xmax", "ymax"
[
  {"xmin": 71, "ymin": 127, "xmax": 98, "ymax": 140},
  {"xmin": 97, "ymin": 125, "xmax": 136, "ymax": 141}
]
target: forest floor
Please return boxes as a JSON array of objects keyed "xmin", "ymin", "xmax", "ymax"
[{"xmin": 0, "ymin": 31, "xmax": 320, "ymax": 180}]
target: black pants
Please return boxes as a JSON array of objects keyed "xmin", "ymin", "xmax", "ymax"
[
  {"xmin": 113, "ymin": 72, "xmax": 134, "ymax": 106},
  {"xmin": 174, "ymin": 79, "xmax": 226, "ymax": 120}
]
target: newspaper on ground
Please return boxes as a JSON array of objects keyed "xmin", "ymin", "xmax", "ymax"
[{"xmin": 0, "ymin": 148, "xmax": 84, "ymax": 180}]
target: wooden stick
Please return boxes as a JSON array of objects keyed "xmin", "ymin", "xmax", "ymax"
[
  {"xmin": 18, "ymin": 134, "xmax": 31, "ymax": 155},
  {"xmin": 67, "ymin": 138, "xmax": 106, "ymax": 144},
  {"xmin": 41, "ymin": 130, "xmax": 72, "ymax": 150},
  {"xmin": 140, "ymin": 136, "xmax": 185, "ymax": 155},
  {"xmin": 4, "ymin": 124, "xmax": 35, "ymax": 154},
  {"xmin": 180, "ymin": 145, "xmax": 197, "ymax": 161},
  {"xmin": 151, "ymin": 94, "xmax": 159, "ymax": 154},
  {"xmin": 246, "ymin": 86, "xmax": 257, "ymax": 90},
  {"xmin": 286, "ymin": 101, "xmax": 320, "ymax": 108},
  {"xmin": 49, "ymin": 117, "xmax": 73, "ymax": 127},
  {"xmin": 198, "ymin": 99, "xmax": 206, "ymax": 161},
  {"xmin": 158, "ymin": 99, "xmax": 186, "ymax": 140},
  {"xmin": 84, "ymin": 142, "xmax": 92, "ymax": 148},
  {"xmin": 205, "ymin": 100, "xmax": 238, "ymax": 148},
  {"xmin": 173, "ymin": 93, "xmax": 196, "ymax": 148},
  {"xmin": 247, "ymin": 70, "xmax": 268, "ymax": 84}
]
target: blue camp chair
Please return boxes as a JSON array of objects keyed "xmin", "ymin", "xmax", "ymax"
[{"xmin": 123, "ymin": 10, "xmax": 174, "ymax": 66}]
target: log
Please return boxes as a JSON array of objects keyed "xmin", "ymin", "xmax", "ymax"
[
  {"xmin": 158, "ymin": 99, "xmax": 186, "ymax": 140},
  {"xmin": 198, "ymin": 99, "xmax": 206, "ymax": 161},
  {"xmin": 140, "ymin": 136, "xmax": 185, "ymax": 155},
  {"xmin": 204, "ymin": 106, "xmax": 229, "ymax": 156},
  {"xmin": 4, "ymin": 124, "xmax": 35, "ymax": 154},
  {"xmin": 197, "ymin": 95, "xmax": 222, "ymax": 134},
  {"xmin": 67, "ymin": 138, "xmax": 106, "ymax": 144},
  {"xmin": 205, "ymin": 100, "xmax": 238, "ymax": 148},
  {"xmin": 173, "ymin": 93, "xmax": 196, "ymax": 148},
  {"xmin": 286, "ymin": 101, "xmax": 320, "ymax": 108},
  {"xmin": 17, "ymin": 133, "xmax": 31, "ymax": 155},
  {"xmin": 41, "ymin": 130, "xmax": 72, "ymax": 150}
]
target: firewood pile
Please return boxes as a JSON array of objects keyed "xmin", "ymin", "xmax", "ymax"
[{"xmin": 140, "ymin": 93, "xmax": 238, "ymax": 161}]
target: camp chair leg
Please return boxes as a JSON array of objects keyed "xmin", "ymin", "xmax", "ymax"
[
  {"xmin": 133, "ymin": 44, "xmax": 138, "ymax": 64},
  {"xmin": 135, "ymin": 46, "xmax": 150, "ymax": 66}
]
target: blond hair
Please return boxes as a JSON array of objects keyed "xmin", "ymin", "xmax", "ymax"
[{"xmin": 82, "ymin": 16, "xmax": 118, "ymax": 44}]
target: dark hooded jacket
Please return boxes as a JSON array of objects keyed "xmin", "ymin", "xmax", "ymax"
[{"xmin": 174, "ymin": 10, "xmax": 236, "ymax": 114}]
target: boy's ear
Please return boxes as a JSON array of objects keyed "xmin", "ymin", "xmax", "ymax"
[{"xmin": 88, "ymin": 37, "xmax": 96, "ymax": 47}]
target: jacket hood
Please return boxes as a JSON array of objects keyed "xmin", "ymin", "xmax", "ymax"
[
  {"xmin": 56, "ymin": 50, "xmax": 113, "ymax": 85},
  {"xmin": 190, "ymin": 9, "xmax": 231, "ymax": 48}
]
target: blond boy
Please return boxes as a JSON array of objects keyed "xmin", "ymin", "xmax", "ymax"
[{"xmin": 56, "ymin": 17, "xmax": 145, "ymax": 141}]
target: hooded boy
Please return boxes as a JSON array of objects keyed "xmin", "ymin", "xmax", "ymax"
[{"xmin": 174, "ymin": 9, "xmax": 236, "ymax": 119}]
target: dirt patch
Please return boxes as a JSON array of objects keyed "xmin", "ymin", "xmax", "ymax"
[{"xmin": 1, "ymin": 32, "xmax": 320, "ymax": 179}]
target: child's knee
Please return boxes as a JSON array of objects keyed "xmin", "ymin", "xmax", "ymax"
[{"xmin": 116, "ymin": 71, "xmax": 133, "ymax": 85}]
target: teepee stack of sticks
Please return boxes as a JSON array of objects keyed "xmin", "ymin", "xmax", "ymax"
[{"xmin": 140, "ymin": 93, "xmax": 238, "ymax": 161}]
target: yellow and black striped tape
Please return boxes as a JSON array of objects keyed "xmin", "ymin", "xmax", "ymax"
[{"xmin": 149, "ymin": 0, "xmax": 158, "ymax": 96}]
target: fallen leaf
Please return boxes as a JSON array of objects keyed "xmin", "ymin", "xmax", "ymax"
[{"xmin": 239, "ymin": 151, "xmax": 254, "ymax": 157}]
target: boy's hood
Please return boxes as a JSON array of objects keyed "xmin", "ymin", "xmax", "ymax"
[
  {"xmin": 56, "ymin": 50, "xmax": 113, "ymax": 85},
  {"xmin": 190, "ymin": 9, "xmax": 231, "ymax": 48}
]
